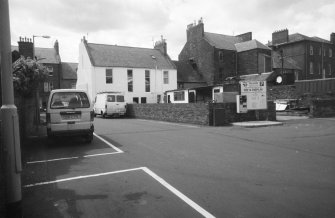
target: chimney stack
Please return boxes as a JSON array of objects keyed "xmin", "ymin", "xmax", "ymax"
[
  {"xmin": 272, "ymin": 29, "xmax": 289, "ymax": 46},
  {"xmin": 331, "ymin": 33, "xmax": 335, "ymax": 44},
  {"xmin": 18, "ymin": 36, "xmax": 34, "ymax": 59},
  {"xmin": 154, "ymin": 35, "xmax": 167, "ymax": 56},
  {"xmin": 54, "ymin": 40, "xmax": 59, "ymax": 55}
]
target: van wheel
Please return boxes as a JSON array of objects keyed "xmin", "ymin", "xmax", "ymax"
[{"xmin": 102, "ymin": 113, "xmax": 107, "ymax": 118}]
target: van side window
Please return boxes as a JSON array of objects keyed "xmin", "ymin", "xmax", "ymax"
[
  {"xmin": 107, "ymin": 95, "xmax": 115, "ymax": 102},
  {"xmin": 116, "ymin": 95, "xmax": 125, "ymax": 102}
]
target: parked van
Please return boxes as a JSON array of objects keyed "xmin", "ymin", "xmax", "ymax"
[
  {"xmin": 94, "ymin": 92, "xmax": 127, "ymax": 118},
  {"xmin": 46, "ymin": 89, "xmax": 94, "ymax": 142}
]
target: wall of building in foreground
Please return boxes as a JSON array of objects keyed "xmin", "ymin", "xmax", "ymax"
[{"xmin": 127, "ymin": 102, "xmax": 276, "ymax": 126}]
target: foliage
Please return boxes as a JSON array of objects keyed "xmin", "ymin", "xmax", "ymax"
[{"xmin": 12, "ymin": 57, "xmax": 48, "ymax": 97}]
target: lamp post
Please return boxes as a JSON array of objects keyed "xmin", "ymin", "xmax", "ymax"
[{"xmin": 1, "ymin": 0, "xmax": 22, "ymax": 216}]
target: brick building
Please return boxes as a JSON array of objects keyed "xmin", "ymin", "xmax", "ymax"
[
  {"xmin": 60, "ymin": 62, "xmax": 78, "ymax": 89},
  {"xmin": 178, "ymin": 19, "xmax": 271, "ymax": 86},
  {"xmin": 270, "ymin": 29, "xmax": 335, "ymax": 80}
]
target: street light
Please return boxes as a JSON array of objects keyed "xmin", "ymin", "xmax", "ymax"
[{"xmin": 33, "ymin": 35, "xmax": 50, "ymax": 60}]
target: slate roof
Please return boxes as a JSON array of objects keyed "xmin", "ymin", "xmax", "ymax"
[
  {"xmin": 204, "ymin": 32, "xmax": 243, "ymax": 51},
  {"xmin": 235, "ymin": 40, "xmax": 271, "ymax": 52},
  {"xmin": 173, "ymin": 61, "xmax": 206, "ymax": 83},
  {"xmin": 268, "ymin": 33, "xmax": 331, "ymax": 46},
  {"xmin": 85, "ymin": 43, "xmax": 176, "ymax": 69},
  {"xmin": 239, "ymin": 72, "xmax": 275, "ymax": 81},
  {"xmin": 11, "ymin": 45, "xmax": 60, "ymax": 64},
  {"xmin": 61, "ymin": 62, "xmax": 78, "ymax": 79},
  {"xmin": 272, "ymin": 51, "xmax": 301, "ymax": 70}
]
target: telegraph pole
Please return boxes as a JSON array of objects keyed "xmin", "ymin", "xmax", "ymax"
[{"xmin": 0, "ymin": 0, "xmax": 23, "ymax": 217}]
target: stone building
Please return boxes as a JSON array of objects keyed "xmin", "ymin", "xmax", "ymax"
[
  {"xmin": 270, "ymin": 29, "xmax": 335, "ymax": 80},
  {"xmin": 178, "ymin": 19, "xmax": 271, "ymax": 86}
]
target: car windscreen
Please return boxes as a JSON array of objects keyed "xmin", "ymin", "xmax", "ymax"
[
  {"xmin": 116, "ymin": 95, "xmax": 125, "ymax": 102},
  {"xmin": 50, "ymin": 92, "xmax": 90, "ymax": 109}
]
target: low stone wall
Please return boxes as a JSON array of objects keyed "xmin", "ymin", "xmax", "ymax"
[
  {"xmin": 127, "ymin": 103, "xmax": 210, "ymax": 125},
  {"xmin": 310, "ymin": 99, "xmax": 335, "ymax": 117},
  {"xmin": 127, "ymin": 101, "xmax": 276, "ymax": 126}
]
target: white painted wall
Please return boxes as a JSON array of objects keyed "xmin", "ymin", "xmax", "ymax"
[
  {"xmin": 77, "ymin": 41, "xmax": 177, "ymax": 103},
  {"xmin": 166, "ymin": 90, "xmax": 190, "ymax": 103}
]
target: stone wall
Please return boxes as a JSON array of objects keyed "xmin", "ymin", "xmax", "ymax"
[
  {"xmin": 310, "ymin": 99, "xmax": 335, "ymax": 117},
  {"xmin": 127, "ymin": 101, "xmax": 276, "ymax": 126},
  {"xmin": 127, "ymin": 103, "xmax": 210, "ymax": 125}
]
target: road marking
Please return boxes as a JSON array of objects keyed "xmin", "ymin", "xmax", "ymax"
[
  {"xmin": 26, "ymin": 133, "xmax": 123, "ymax": 164},
  {"xmin": 137, "ymin": 119, "xmax": 200, "ymax": 128},
  {"xmin": 142, "ymin": 167, "xmax": 216, "ymax": 218},
  {"xmin": 24, "ymin": 166, "xmax": 215, "ymax": 218},
  {"xmin": 27, "ymin": 157, "xmax": 80, "ymax": 164},
  {"xmin": 93, "ymin": 132, "xmax": 124, "ymax": 153},
  {"xmin": 23, "ymin": 167, "xmax": 143, "ymax": 188}
]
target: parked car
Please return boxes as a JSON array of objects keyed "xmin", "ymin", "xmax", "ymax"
[
  {"xmin": 46, "ymin": 89, "xmax": 94, "ymax": 142},
  {"xmin": 93, "ymin": 92, "xmax": 127, "ymax": 118}
]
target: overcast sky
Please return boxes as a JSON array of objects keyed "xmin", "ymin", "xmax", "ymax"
[{"xmin": 8, "ymin": 0, "xmax": 335, "ymax": 63}]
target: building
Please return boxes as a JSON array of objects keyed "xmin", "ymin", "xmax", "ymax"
[
  {"xmin": 172, "ymin": 60, "xmax": 207, "ymax": 89},
  {"xmin": 178, "ymin": 19, "xmax": 271, "ymax": 86},
  {"xmin": 76, "ymin": 37, "xmax": 177, "ymax": 103},
  {"xmin": 12, "ymin": 37, "xmax": 61, "ymax": 108},
  {"xmin": 61, "ymin": 62, "xmax": 78, "ymax": 89},
  {"xmin": 270, "ymin": 29, "xmax": 335, "ymax": 80}
]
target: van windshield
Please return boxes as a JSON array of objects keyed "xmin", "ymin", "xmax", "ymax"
[
  {"xmin": 50, "ymin": 92, "xmax": 90, "ymax": 109},
  {"xmin": 107, "ymin": 95, "xmax": 116, "ymax": 102}
]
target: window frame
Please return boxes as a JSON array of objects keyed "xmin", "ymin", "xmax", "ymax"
[
  {"xmin": 163, "ymin": 71, "xmax": 169, "ymax": 84},
  {"xmin": 173, "ymin": 91, "xmax": 185, "ymax": 101},
  {"xmin": 128, "ymin": 69, "xmax": 133, "ymax": 92},
  {"xmin": 106, "ymin": 69, "xmax": 113, "ymax": 84},
  {"xmin": 309, "ymin": 62, "xmax": 314, "ymax": 74},
  {"xmin": 145, "ymin": 70, "xmax": 150, "ymax": 92},
  {"xmin": 310, "ymin": 45, "xmax": 313, "ymax": 55}
]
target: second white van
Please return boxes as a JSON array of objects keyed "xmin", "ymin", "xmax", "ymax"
[{"xmin": 94, "ymin": 92, "xmax": 127, "ymax": 118}]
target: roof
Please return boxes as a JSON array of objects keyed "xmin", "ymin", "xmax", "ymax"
[
  {"xmin": 204, "ymin": 32, "xmax": 243, "ymax": 50},
  {"xmin": 173, "ymin": 60, "xmax": 206, "ymax": 83},
  {"xmin": 235, "ymin": 40, "xmax": 271, "ymax": 52},
  {"xmin": 11, "ymin": 45, "xmax": 60, "ymax": 64},
  {"xmin": 85, "ymin": 43, "xmax": 176, "ymax": 69},
  {"xmin": 272, "ymin": 51, "xmax": 301, "ymax": 70},
  {"xmin": 268, "ymin": 33, "xmax": 331, "ymax": 46},
  {"xmin": 239, "ymin": 72, "xmax": 275, "ymax": 81},
  {"xmin": 61, "ymin": 62, "xmax": 78, "ymax": 79}
]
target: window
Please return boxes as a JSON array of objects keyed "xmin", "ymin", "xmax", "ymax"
[
  {"xmin": 117, "ymin": 95, "xmax": 125, "ymax": 102},
  {"xmin": 141, "ymin": 97, "xmax": 147, "ymax": 104},
  {"xmin": 145, "ymin": 70, "xmax": 150, "ymax": 92},
  {"xmin": 310, "ymin": 45, "xmax": 313, "ymax": 55},
  {"xmin": 47, "ymin": 66, "xmax": 53, "ymax": 72},
  {"xmin": 219, "ymin": 51, "xmax": 224, "ymax": 62},
  {"xmin": 174, "ymin": 91, "xmax": 185, "ymax": 101},
  {"xmin": 107, "ymin": 95, "xmax": 116, "ymax": 102},
  {"xmin": 106, "ymin": 69, "xmax": 113, "ymax": 84},
  {"xmin": 318, "ymin": 63, "xmax": 321, "ymax": 75},
  {"xmin": 71, "ymin": 83, "xmax": 76, "ymax": 89},
  {"xmin": 324, "ymin": 49, "xmax": 326, "ymax": 57},
  {"xmin": 133, "ymin": 97, "xmax": 138, "ymax": 103},
  {"xmin": 163, "ymin": 71, "xmax": 169, "ymax": 84},
  {"xmin": 319, "ymin": 48, "xmax": 322, "ymax": 56},
  {"xmin": 329, "ymin": 64, "xmax": 332, "ymax": 75},
  {"xmin": 309, "ymin": 62, "xmax": 313, "ymax": 74},
  {"xmin": 128, "ymin": 69, "xmax": 133, "ymax": 92},
  {"xmin": 330, "ymin": 48, "xmax": 333, "ymax": 57},
  {"xmin": 49, "ymin": 82, "xmax": 54, "ymax": 91}
]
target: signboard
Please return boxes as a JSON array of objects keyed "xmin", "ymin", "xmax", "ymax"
[{"xmin": 240, "ymin": 81, "xmax": 267, "ymax": 110}]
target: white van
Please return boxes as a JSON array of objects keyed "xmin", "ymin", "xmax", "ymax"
[
  {"xmin": 46, "ymin": 89, "xmax": 94, "ymax": 142},
  {"xmin": 94, "ymin": 92, "xmax": 127, "ymax": 118}
]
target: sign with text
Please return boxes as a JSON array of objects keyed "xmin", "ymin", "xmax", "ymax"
[{"xmin": 240, "ymin": 81, "xmax": 267, "ymax": 110}]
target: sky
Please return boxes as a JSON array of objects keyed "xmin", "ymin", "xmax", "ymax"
[{"xmin": 8, "ymin": 0, "xmax": 335, "ymax": 63}]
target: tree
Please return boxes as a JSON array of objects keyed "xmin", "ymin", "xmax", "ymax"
[{"xmin": 12, "ymin": 56, "xmax": 48, "ymax": 97}]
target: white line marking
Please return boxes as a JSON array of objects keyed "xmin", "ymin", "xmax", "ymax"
[
  {"xmin": 142, "ymin": 167, "xmax": 216, "ymax": 218},
  {"xmin": 94, "ymin": 132, "xmax": 124, "ymax": 153},
  {"xmin": 27, "ymin": 157, "xmax": 80, "ymax": 164},
  {"xmin": 24, "ymin": 166, "xmax": 215, "ymax": 217},
  {"xmin": 23, "ymin": 167, "xmax": 143, "ymax": 188},
  {"xmin": 83, "ymin": 152, "xmax": 121, "ymax": 158},
  {"xmin": 137, "ymin": 119, "xmax": 200, "ymax": 128}
]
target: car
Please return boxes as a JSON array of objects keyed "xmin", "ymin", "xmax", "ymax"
[{"xmin": 46, "ymin": 89, "xmax": 94, "ymax": 143}]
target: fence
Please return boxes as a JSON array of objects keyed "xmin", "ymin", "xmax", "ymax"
[{"xmin": 295, "ymin": 78, "xmax": 335, "ymax": 94}]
